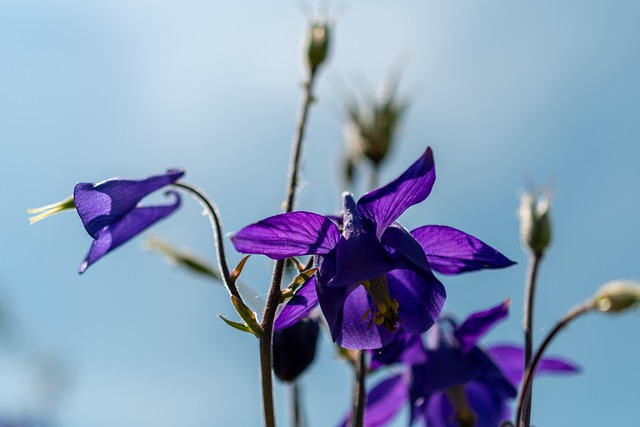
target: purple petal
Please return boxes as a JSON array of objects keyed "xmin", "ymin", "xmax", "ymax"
[
  {"xmin": 74, "ymin": 170, "xmax": 184, "ymax": 239},
  {"xmin": 80, "ymin": 192, "xmax": 181, "ymax": 273},
  {"xmin": 465, "ymin": 381, "xmax": 513, "ymax": 427},
  {"xmin": 455, "ymin": 300, "xmax": 510, "ymax": 353},
  {"xmin": 319, "ymin": 284, "xmax": 395, "ymax": 350},
  {"xmin": 370, "ymin": 329, "xmax": 427, "ymax": 370},
  {"xmin": 487, "ymin": 345, "xmax": 581, "ymax": 386},
  {"xmin": 338, "ymin": 374, "xmax": 408, "ymax": 427},
  {"xmin": 274, "ymin": 277, "xmax": 318, "ymax": 331},
  {"xmin": 380, "ymin": 223, "xmax": 431, "ymax": 273},
  {"xmin": 388, "ymin": 269, "xmax": 446, "ymax": 336},
  {"xmin": 358, "ymin": 148, "xmax": 436, "ymax": 239},
  {"xmin": 231, "ymin": 212, "xmax": 340, "ymax": 260},
  {"xmin": 328, "ymin": 195, "xmax": 394, "ymax": 288},
  {"xmin": 411, "ymin": 225, "xmax": 515, "ymax": 275}
]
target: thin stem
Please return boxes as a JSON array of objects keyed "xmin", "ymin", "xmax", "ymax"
[
  {"xmin": 259, "ymin": 66, "xmax": 320, "ymax": 427},
  {"xmin": 515, "ymin": 302, "xmax": 593, "ymax": 427},
  {"xmin": 291, "ymin": 382, "xmax": 303, "ymax": 427},
  {"xmin": 172, "ymin": 182, "xmax": 242, "ymax": 302},
  {"xmin": 351, "ymin": 351, "xmax": 367, "ymax": 427},
  {"xmin": 521, "ymin": 250, "xmax": 543, "ymax": 426}
]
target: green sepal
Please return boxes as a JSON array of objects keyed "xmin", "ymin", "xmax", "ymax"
[
  {"xmin": 280, "ymin": 268, "xmax": 317, "ymax": 302},
  {"xmin": 230, "ymin": 255, "xmax": 250, "ymax": 286},
  {"xmin": 217, "ymin": 314, "xmax": 257, "ymax": 337},
  {"xmin": 231, "ymin": 295, "xmax": 261, "ymax": 337}
]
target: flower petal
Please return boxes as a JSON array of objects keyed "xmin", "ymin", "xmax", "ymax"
[
  {"xmin": 388, "ymin": 269, "xmax": 446, "ymax": 336},
  {"xmin": 370, "ymin": 329, "xmax": 428, "ymax": 370},
  {"xmin": 487, "ymin": 345, "xmax": 581, "ymax": 386},
  {"xmin": 338, "ymin": 374, "xmax": 408, "ymax": 427},
  {"xmin": 358, "ymin": 148, "xmax": 436, "ymax": 239},
  {"xmin": 231, "ymin": 212, "xmax": 340, "ymax": 260},
  {"xmin": 465, "ymin": 381, "xmax": 513, "ymax": 427},
  {"xmin": 79, "ymin": 192, "xmax": 181, "ymax": 273},
  {"xmin": 411, "ymin": 225, "xmax": 515, "ymax": 275},
  {"xmin": 380, "ymin": 223, "xmax": 431, "ymax": 273},
  {"xmin": 74, "ymin": 170, "xmax": 184, "ymax": 238},
  {"xmin": 274, "ymin": 277, "xmax": 318, "ymax": 331},
  {"xmin": 455, "ymin": 300, "xmax": 510, "ymax": 353},
  {"xmin": 318, "ymin": 283, "xmax": 395, "ymax": 350}
]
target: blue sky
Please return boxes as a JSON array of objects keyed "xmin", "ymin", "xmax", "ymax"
[{"xmin": 1, "ymin": 1, "xmax": 639, "ymax": 426}]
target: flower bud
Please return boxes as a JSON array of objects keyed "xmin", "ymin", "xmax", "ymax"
[
  {"xmin": 518, "ymin": 191, "xmax": 552, "ymax": 255},
  {"xmin": 273, "ymin": 317, "xmax": 320, "ymax": 382},
  {"xmin": 305, "ymin": 19, "xmax": 330, "ymax": 72},
  {"xmin": 594, "ymin": 280, "xmax": 640, "ymax": 314}
]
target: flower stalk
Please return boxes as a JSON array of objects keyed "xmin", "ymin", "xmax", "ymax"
[{"xmin": 521, "ymin": 250, "xmax": 542, "ymax": 425}]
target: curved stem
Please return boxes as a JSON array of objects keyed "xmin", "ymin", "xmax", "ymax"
[
  {"xmin": 259, "ymin": 67, "xmax": 320, "ymax": 427},
  {"xmin": 352, "ymin": 350, "xmax": 367, "ymax": 427},
  {"xmin": 515, "ymin": 302, "xmax": 593, "ymax": 427},
  {"xmin": 172, "ymin": 182, "xmax": 242, "ymax": 302},
  {"xmin": 521, "ymin": 250, "xmax": 543, "ymax": 426}
]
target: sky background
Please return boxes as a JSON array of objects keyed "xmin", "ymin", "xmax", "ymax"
[{"xmin": 1, "ymin": 0, "xmax": 639, "ymax": 426}]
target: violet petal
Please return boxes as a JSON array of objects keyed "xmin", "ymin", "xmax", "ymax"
[
  {"xmin": 455, "ymin": 300, "xmax": 510, "ymax": 353},
  {"xmin": 338, "ymin": 374, "xmax": 408, "ymax": 427},
  {"xmin": 231, "ymin": 211, "xmax": 340, "ymax": 260},
  {"xmin": 411, "ymin": 225, "xmax": 515, "ymax": 275},
  {"xmin": 358, "ymin": 148, "xmax": 436, "ymax": 239},
  {"xmin": 274, "ymin": 277, "xmax": 318, "ymax": 331}
]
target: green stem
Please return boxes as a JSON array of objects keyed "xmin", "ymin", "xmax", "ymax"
[
  {"xmin": 515, "ymin": 302, "xmax": 593, "ymax": 427},
  {"xmin": 521, "ymin": 250, "xmax": 543, "ymax": 426},
  {"xmin": 351, "ymin": 350, "xmax": 367, "ymax": 427},
  {"xmin": 259, "ymin": 66, "xmax": 319, "ymax": 427},
  {"xmin": 172, "ymin": 182, "xmax": 242, "ymax": 302}
]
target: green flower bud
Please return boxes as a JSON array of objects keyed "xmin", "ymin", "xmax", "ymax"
[
  {"xmin": 305, "ymin": 19, "xmax": 330, "ymax": 72},
  {"xmin": 594, "ymin": 280, "xmax": 640, "ymax": 314},
  {"xmin": 519, "ymin": 191, "xmax": 552, "ymax": 255}
]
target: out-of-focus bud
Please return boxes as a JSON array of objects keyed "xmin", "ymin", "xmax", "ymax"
[
  {"xmin": 273, "ymin": 317, "xmax": 320, "ymax": 382},
  {"xmin": 518, "ymin": 190, "xmax": 552, "ymax": 255},
  {"xmin": 593, "ymin": 280, "xmax": 640, "ymax": 314},
  {"xmin": 305, "ymin": 19, "xmax": 330, "ymax": 72}
]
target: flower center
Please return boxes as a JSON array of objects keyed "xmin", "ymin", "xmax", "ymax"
[
  {"xmin": 361, "ymin": 275, "xmax": 399, "ymax": 331},
  {"xmin": 444, "ymin": 386, "xmax": 477, "ymax": 427}
]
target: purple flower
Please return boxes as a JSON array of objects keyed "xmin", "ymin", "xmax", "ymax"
[
  {"xmin": 232, "ymin": 148, "xmax": 514, "ymax": 349},
  {"xmin": 355, "ymin": 301, "xmax": 579, "ymax": 427},
  {"xmin": 29, "ymin": 170, "xmax": 184, "ymax": 273}
]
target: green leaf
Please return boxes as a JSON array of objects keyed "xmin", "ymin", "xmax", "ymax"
[
  {"xmin": 231, "ymin": 295, "xmax": 261, "ymax": 337},
  {"xmin": 217, "ymin": 314, "xmax": 257, "ymax": 336}
]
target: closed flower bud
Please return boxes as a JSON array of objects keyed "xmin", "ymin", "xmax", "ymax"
[
  {"xmin": 305, "ymin": 20, "xmax": 330, "ymax": 72},
  {"xmin": 273, "ymin": 317, "xmax": 320, "ymax": 382},
  {"xmin": 594, "ymin": 280, "xmax": 640, "ymax": 313},
  {"xmin": 519, "ymin": 191, "xmax": 552, "ymax": 255}
]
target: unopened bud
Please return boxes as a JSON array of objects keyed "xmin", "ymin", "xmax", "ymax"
[
  {"xmin": 594, "ymin": 280, "xmax": 640, "ymax": 314},
  {"xmin": 519, "ymin": 191, "xmax": 552, "ymax": 255},
  {"xmin": 305, "ymin": 20, "xmax": 330, "ymax": 72}
]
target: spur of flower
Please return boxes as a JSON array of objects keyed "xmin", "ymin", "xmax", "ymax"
[
  {"xmin": 232, "ymin": 148, "xmax": 514, "ymax": 349},
  {"xmin": 28, "ymin": 170, "xmax": 184, "ymax": 273},
  {"xmin": 351, "ymin": 301, "xmax": 579, "ymax": 427}
]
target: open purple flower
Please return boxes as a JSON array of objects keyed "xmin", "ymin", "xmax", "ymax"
[
  {"xmin": 354, "ymin": 301, "xmax": 579, "ymax": 427},
  {"xmin": 29, "ymin": 170, "xmax": 184, "ymax": 273},
  {"xmin": 232, "ymin": 148, "xmax": 514, "ymax": 349}
]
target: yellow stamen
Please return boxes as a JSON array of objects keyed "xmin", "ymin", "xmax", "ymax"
[
  {"xmin": 27, "ymin": 195, "xmax": 75, "ymax": 224},
  {"xmin": 361, "ymin": 275, "xmax": 400, "ymax": 331},
  {"xmin": 445, "ymin": 386, "xmax": 477, "ymax": 427}
]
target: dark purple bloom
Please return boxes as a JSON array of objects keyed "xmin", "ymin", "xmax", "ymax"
[
  {"xmin": 30, "ymin": 170, "xmax": 184, "ymax": 273},
  {"xmin": 356, "ymin": 301, "xmax": 579, "ymax": 427},
  {"xmin": 232, "ymin": 148, "xmax": 514, "ymax": 349}
]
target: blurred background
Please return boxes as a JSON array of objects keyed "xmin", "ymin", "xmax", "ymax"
[{"xmin": 2, "ymin": 0, "xmax": 639, "ymax": 426}]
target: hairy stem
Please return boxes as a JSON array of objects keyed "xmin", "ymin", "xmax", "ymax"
[
  {"xmin": 521, "ymin": 250, "xmax": 543, "ymax": 426},
  {"xmin": 259, "ymin": 66, "xmax": 319, "ymax": 427},
  {"xmin": 515, "ymin": 302, "xmax": 593, "ymax": 427},
  {"xmin": 172, "ymin": 182, "xmax": 242, "ymax": 302},
  {"xmin": 351, "ymin": 350, "xmax": 367, "ymax": 427}
]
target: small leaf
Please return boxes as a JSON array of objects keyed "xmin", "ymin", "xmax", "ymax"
[
  {"xmin": 231, "ymin": 295, "xmax": 261, "ymax": 337},
  {"xmin": 289, "ymin": 268, "xmax": 318, "ymax": 292},
  {"xmin": 230, "ymin": 255, "xmax": 251, "ymax": 285},
  {"xmin": 217, "ymin": 314, "xmax": 257, "ymax": 336}
]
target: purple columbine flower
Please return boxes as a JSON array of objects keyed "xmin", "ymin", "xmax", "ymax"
[
  {"xmin": 232, "ymin": 148, "xmax": 514, "ymax": 349},
  {"xmin": 29, "ymin": 170, "xmax": 184, "ymax": 273},
  {"xmin": 352, "ymin": 301, "xmax": 579, "ymax": 427}
]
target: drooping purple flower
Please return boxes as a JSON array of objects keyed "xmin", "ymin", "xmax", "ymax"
[
  {"xmin": 232, "ymin": 148, "xmax": 514, "ymax": 349},
  {"xmin": 355, "ymin": 301, "xmax": 579, "ymax": 427},
  {"xmin": 29, "ymin": 170, "xmax": 184, "ymax": 273}
]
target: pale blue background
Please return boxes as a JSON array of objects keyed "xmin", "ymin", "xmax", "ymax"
[{"xmin": 1, "ymin": 1, "xmax": 639, "ymax": 426}]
